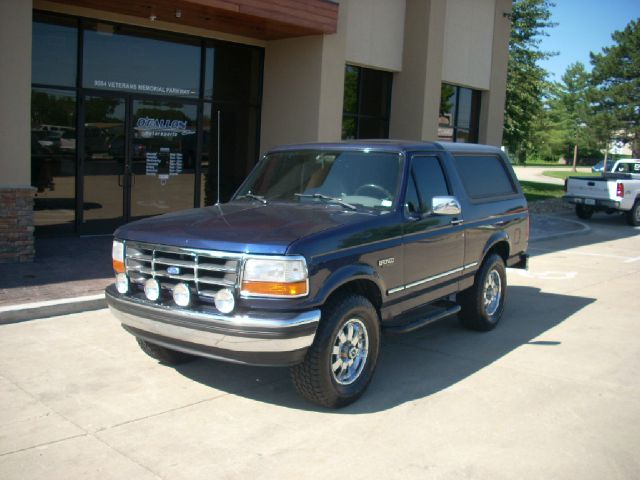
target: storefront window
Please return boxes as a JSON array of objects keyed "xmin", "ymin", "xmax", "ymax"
[
  {"xmin": 31, "ymin": 11, "xmax": 263, "ymax": 236},
  {"xmin": 342, "ymin": 65, "xmax": 392, "ymax": 139},
  {"xmin": 32, "ymin": 14, "xmax": 78, "ymax": 87},
  {"xmin": 201, "ymin": 104, "xmax": 260, "ymax": 206},
  {"xmin": 438, "ymin": 83, "xmax": 481, "ymax": 143},
  {"xmin": 83, "ymin": 23, "xmax": 201, "ymax": 98},
  {"xmin": 31, "ymin": 88, "xmax": 77, "ymax": 233}
]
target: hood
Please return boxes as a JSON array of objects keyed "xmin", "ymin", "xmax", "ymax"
[{"xmin": 114, "ymin": 201, "xmax": 376, "ymax": 254}]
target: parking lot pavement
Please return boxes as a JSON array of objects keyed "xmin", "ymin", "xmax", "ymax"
[{"xmin": 1, "ymin": 219, "xmax": 638, "ymax": 480}]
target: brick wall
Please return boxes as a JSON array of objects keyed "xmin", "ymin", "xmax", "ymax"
[{"xmin": 0, "ymin": 187, "xmax": 36, "ymax": 263}]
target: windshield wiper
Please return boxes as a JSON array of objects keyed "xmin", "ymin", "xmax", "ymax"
[
  {"xmin": 295, "ymin": 193, "xmax": 357, "ymax": 210},
  {"xmin": 237, "ymin": 193, "xmax": 267, "ymax": 204}
]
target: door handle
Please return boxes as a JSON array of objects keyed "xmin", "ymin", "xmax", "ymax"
[
  {"xmin": 451, "ymin": 218, "xmax": 464, "ymax": 226},
  {"xmin": 118, "ymin": 175, "xmax": 123, "ymax": 187}
]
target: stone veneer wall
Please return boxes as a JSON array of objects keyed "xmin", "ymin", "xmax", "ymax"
[{"xmin": 0, "ymin": 187, "xmax": 36, "ymax": 263}]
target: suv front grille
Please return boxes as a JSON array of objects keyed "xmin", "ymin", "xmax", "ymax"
[{"xmin": 124, "ymin": 241, "xmax": 241, "ymax": 301}]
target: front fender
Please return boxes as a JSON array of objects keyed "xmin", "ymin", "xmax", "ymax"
[{"xmin": 310, "ymin": 263, "xmax": 385, "ymax": 307}]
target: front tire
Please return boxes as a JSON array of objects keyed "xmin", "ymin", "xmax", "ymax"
[
  {"xmin": 626, "ymin": 200, "xmax": 640, "ymax": 226},
  {"xmin": 291, "ymin": 294, "xmax": 380, "ymax": 408},
  {"xmin": 576, "ymin": 204, "xmax": 594, "ymax": 220},
  {"xmin": 458, "ymin": 254, "xmax": 507, "ymax": 331},
  {"xmin": 136, "ymin": 338, "xmax": 196, "ymax": 365}
]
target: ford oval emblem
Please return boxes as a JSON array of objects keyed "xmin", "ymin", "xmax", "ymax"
[{"xmin": 167, "ymin": 266, "xmax": 181, "ymax": 275}]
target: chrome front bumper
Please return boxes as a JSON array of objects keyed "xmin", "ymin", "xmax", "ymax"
[{"xmin": 105, "ymin": 285, "xmax": 320, "ymax": 366}]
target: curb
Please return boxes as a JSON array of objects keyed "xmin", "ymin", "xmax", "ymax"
[
  {"xmin": 529, "ymin": 214, "xmax": 591, "ymax": 242},
  {"xmin": 0, "ymin": 294, "xmax": 107, "ymax": 325}
]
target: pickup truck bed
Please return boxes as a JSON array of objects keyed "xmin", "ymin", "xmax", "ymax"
[{"xmin": 564, "ymin": 168, "xmax": 640, "ymax": 226}]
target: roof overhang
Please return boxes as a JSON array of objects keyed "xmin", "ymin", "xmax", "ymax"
[{"xmin": 46, "ymin": 0, "xmax": 339, "ymax": 40}]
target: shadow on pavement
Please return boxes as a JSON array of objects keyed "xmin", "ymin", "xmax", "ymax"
[
  {"xmin": 530, "ymin": 212, "xmax": 639, "ymax": 257},
  {"xmin": 173, "ymin": 285, "xmax": 594, "ymax": 413},
  {"xmin": 0, "ymin": 236, "xmax": 113, "ymax": 290},
  {"xmin": 0, "ymin": 236, "xmax": 113, "ymax": 308}
]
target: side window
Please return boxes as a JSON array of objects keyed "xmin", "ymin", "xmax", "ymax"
[
  {"xmin": 405, "ymin": 175, "xmax": 420, "ymax": 213},
  {"xmin": 410, "ymin": 156, "xmax": 449, "ymax": 212},
  {"xmin": 453, "ymin": 154, "xmax": 516, "ymax": 199}
]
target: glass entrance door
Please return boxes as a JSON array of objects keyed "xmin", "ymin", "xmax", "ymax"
[
  {"xmin": 80, "ymin": 95, "xmax": 198, "ymax": 234},
  {"xmin": 81, "ymin": 95, "xmax": 126, "ymax": 233},
  {"xmin": 130, "ymin": 99, "xmax": 197, "ymax": 220}
]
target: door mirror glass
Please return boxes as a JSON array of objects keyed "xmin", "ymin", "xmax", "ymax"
[{"xmin": 432, "ymin": 196, "xmax": 461, "ymax": 216}]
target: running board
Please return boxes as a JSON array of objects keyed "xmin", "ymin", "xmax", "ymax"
[{"xmin": 383, "ymin": 303, "xmax": 461, "ymax": 334}]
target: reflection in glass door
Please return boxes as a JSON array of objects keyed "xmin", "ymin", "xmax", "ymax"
[
  {"xmin": 81, "ymin": 95, "xmax": 126, "ymax": 232},
  {"xmin": 130, "ymin": 99, "xmax": 197, "ymax": 219}
]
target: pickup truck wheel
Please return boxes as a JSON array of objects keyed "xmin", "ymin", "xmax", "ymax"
[
  {"xmin": 290, "ymin": 294, "xmax": 380, "ymax": 408},
  {"xmin": 626, "ymin": 201, "xmax": 640, "ymax": 226},
  {"xmin": 458, "ymin": 254, "xmax": 506, "ymax": 331},
  {"xmin": 136, "ymin": 338, "xmax": 196, "ymax": 365},
  {"xmin": 575, "ymin": 204, "xmax": 594, "ymax": 220}
]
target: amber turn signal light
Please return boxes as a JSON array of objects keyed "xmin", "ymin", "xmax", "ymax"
[{"xmin": 241, "ymin": 280, "xmax": 308, "ymax": 297}]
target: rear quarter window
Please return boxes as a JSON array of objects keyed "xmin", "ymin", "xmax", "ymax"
[{"xmin": 453, "ymin": 154, "xmax": 517, "ymax": 199}]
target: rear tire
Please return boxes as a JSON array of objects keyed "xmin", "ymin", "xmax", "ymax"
[
  {"xmin": 576, "ymin": 204, "xmax": 594, "ymax": 220},
  {"xmin": 458, "ymin": 254, "xmax": 506, "ymax": 331},
  {"xmin": 626, "ymin": 200, "xmax": 640, "ymax": 226},
  {"xmin": 136, "ymin": 338, "xmax": 196, "ymax": 365},
  {"xmin": 291, "ymin": 294, "xmax": 380, "ymax": 408}
]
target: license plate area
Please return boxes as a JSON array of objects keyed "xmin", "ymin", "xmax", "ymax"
[{"xmin": 585, "ymin": 198, "xmax": 596, "ymax": 206}]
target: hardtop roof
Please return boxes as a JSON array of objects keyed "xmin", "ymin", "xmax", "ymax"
[{"xmin": 267, "ymin": 139, "xmax": 504, "ymax": 155}]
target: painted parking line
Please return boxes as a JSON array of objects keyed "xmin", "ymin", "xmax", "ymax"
[
  {"xmin": 529, "ymin": 246, "xmax": 640, "ymax": 263},
  {"xmin": 511, "ymin": 270, "xmax": 577, "ymax": 280}
]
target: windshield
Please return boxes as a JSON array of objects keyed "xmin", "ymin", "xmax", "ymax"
[{"xmin": 234, "ymin": 149, "xmax": 403, "ymax": 211}]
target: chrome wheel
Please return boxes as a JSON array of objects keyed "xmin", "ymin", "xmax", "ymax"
[
  {"xmin": 331, "ymin": 318, "xmax": 369, "ymax": 385},
  {"xmin": 483, "ymin": 269, "xmax": 502, "ymax": 316}
]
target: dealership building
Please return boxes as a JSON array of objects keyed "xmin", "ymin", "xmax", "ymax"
[{"xmin": 0, "ymin": 0, "xmax": 512, "ymax": 262}]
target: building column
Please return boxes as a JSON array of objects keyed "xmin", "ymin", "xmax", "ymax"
[
  {"xmin": 389, "ymin": 0, "xmax": 446, "ymax": 141},
  {"xmin": 0, "ymin": 0, "xmax": 35, "ymax": 263},
  {"xmin": 478, "ymin": 0, "xmax": 512, "ymax": 147},
  {"xmin": 259, "ymin": 2, "xmax": 347, "ymax": 152}
]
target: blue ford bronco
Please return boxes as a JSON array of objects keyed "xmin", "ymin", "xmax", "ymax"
[{"xmin": 106, "ymin": 140, "xmax": 529, "ymax": 408}]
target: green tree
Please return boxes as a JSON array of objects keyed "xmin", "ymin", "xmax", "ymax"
[
  {"xmin": 590, "ymin": 18, "xmax": 640, "ymax": 157},
  {"xmin": 553, "ymin": 62, "xmax": 599, "ymax": 169},
  {"xmin": 503, "ymin": 0, "xmax": 556, "ymax": 163}
]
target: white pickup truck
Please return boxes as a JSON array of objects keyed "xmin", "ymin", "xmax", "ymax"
[{"xmin": 564, "ymin": 159, "xmax": 640, "ymax": 226}]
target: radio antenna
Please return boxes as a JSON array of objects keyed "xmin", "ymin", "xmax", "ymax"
[{"xmin": 216, "ymin": 109, "xmax": 221, "ymax": 205}]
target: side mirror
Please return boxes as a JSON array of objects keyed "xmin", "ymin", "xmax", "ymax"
[{"xmin": 432, "ymin": 196, "xmax": 461, "ymax": 216}]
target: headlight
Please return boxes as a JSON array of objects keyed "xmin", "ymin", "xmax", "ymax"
[
  {"xmin": 112, "ymin": 240, "xmax": 125, "ymax": 273},
  {"xmin": 241, "ymin": 257, "xmax": 308, "ymax": 298}
]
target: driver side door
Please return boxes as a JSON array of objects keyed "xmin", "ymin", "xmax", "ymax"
[{"xmin": 401, "ymin": 154, "xmax": 465, "ymax": 305}]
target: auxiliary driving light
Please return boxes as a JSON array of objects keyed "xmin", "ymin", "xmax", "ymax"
[
  {"xmin": 144, "ymin": 278, "xmax": 161, "ymax": 301},
  {"xmin": 173, "ymin": 282, "xmax": 191, "ymax": 307},
  {"xmin": 214, "ymin": 288, "xmax": 235, "ymax": 314},
  {"xmin": 115, "ymin": 273, "xmax": 129, "ymax": 294}
]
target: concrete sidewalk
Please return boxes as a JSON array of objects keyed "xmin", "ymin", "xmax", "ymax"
[
  {"xmin": 0, "ymin": 213, "xmax": 589, "ymax": 323},
  {"xmin": 0, "ymin": 236, "xmax": 113, "ymax": 323}
]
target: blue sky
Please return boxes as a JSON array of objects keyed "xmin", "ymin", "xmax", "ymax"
[{"xmin": 539, "ymin": 0, "xmax": 640, "ymax": 80}]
